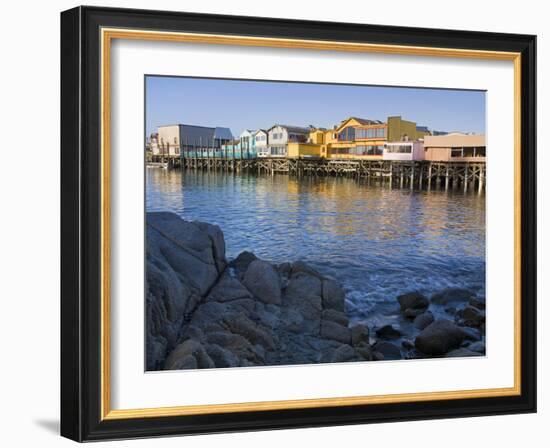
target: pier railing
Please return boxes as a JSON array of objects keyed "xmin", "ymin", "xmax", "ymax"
[{"xmin": 148, "ymin": 155, "xmax": 486, "ymax": 192}]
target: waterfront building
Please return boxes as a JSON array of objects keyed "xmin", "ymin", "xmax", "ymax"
[
  {"xmin": 267, "ymin": 124, "xmax": 310, "ymax": 157},
  {"xmin": 423, "ymin": 133, "xmax": 486, "ymax": 162},
  {"xmin": 240, "ymin": 130, "xmax": 257, "ymax": 158},
  {"xmin": 221, "ymin": 139, "xmax": 242, "ymax": 158},
  {"xmin": 156, "ymin": 124, "xmax": 234, "ymax": 159},
  {"xmin": 387, "ymin": 116, "xmax": 430, "ymax": 142},
  {"xmin": 254, "ymin": 130, "xmax": 269, "ymax": 157},
  {"xmin": 383, "ymin": 141, "xmax": 425, "ymax": 161}
]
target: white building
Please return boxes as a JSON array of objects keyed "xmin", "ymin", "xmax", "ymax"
[{"xmin": 383, "ymin": 141, "xmax": 425, "ymax": 161}]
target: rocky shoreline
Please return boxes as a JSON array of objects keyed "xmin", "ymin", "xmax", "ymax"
[{"xmin": 146, "ymin": 212, "xmax": 485, "ymax": 371}]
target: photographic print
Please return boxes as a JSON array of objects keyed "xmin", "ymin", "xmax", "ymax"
[{"xmin": 145, "ymin": 76, "xmax": 487, "ymax": 371}]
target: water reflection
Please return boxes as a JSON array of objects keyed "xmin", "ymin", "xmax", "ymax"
[{"xmin": 146, "ymin": 168, "xmax": 485, "ymax": 326}]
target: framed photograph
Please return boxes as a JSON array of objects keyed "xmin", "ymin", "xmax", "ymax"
[{"xmin": 60, "ymin": 6, "xmax": 537, "ymax": 441}]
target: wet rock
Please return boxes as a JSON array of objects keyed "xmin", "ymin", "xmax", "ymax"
[
  {"xmin": 431, "ymin": 288, "xmax": 475, "ymax": 305},
  {"xmin": 444, "ymin": 306, "xmax": 457, "ymax": 316},
  {"xmin": 372, "ymin": 351, "xmax": 385, "ymax": 361},
  {"xmin": 350, "ymin": 324, "xmax": 370, "ymax": 347},
  {"xmin": 415, "ymin": 319, "xmax": 468, "ymax": 356},
  {"xmin": 330, "ymin": 345, "xmax": 357, "ymax": 363},
  {"xmin": 397, "ymin": 292, "xmax": 429, "ymax": 317},
  {"xmin": 375, "ymin": 324, "xmax": 402, "ymax": 340},
  {"xmin": 321, "ymin": 278, "xmax": 345, "ymax": 312},
  {"xmin": 355, "ymin": 344, "xmax": 374, "ymax": 361},
  {"xmin": 373, "ymin": 341, "xmax": 402, "ymax": 360},
  {"xmin": 456, "ymin": 306, "xmax": 485, "ymax": 328},
  {"xmin": 413, "ymin": 311, "xmax": 435, "ymax": 330},
  {"xmin": 165, "ymin": 339, "xmax": 215, "ymax": 370},
  {"xmin": 291, "ymin": 261, "xmax": 322, "ymax": 278},
  {"xmin": 461, "ymin": 326, "xmax": 482, "ymax": 341},
  {"xmin": 446, "ymin": 348, "xmax": 483, "ymax": 358},
  {"xmin": 320, "ymin": 320, "xmax": 351, "ymax": 344},
  {"xmin": 401, "ymin": 339, "xmax": 415, "ymax": 350},
  {"xmin": 242, "ymin": 259, "xmax": 282, "ymax": 305},
  {"xmin": 467, "ymin": 341, "xmax": 486, "ymax": 353},
  {"xmin": 469, "ymin": 296, "xmax": 486, "ymax": 310}
]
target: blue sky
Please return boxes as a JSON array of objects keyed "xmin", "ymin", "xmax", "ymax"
[{"xmin": 145, "ymin": 76, "xmax": 485, "ymax": 138}]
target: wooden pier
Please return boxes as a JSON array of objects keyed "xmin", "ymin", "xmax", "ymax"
[{"xmin": 149, "ymin": 155, "xmax": 486, "ymax": 192}]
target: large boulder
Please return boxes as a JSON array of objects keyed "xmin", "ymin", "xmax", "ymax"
[
  {"xmin": 413, "ymin": 311, "xmax": 435, "ymax": 330},
  {"xmin": 242, "ymin": 259, "xmax": 282, "ymax": 305},
  {"xmin": 322, "ymin": 279, "xmax": 346, "ymax": 312},
  {"xmin": 415, "ymin": 319, "xmax": 468, "ymax": 355},
  {"xmin": 320, "ymin": 319, "xmax": 351, "ymax": 344},
  {"xmin": 372, "ymin": 341, "xmax": 402, "ymax": 360},
  {"xmin": 146, "ymin": 212, "xmax": 226, "ymax": 370},
  {"xmin": 375, "ymin": 324, "xmax": 402, "ymax": 340}
]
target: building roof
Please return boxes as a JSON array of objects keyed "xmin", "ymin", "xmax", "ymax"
[
  {"xmin": 270, "ymin": 124, "xmax": 310, "ymax": 134},
  {"xmin": 423, "ymin": 133, "xmax": 486, "ymax": 147},
  {"xmin": 214, "ymin": 127, "xmax": 233, "ymax": 140}
]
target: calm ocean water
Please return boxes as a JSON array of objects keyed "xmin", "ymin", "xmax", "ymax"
[{"xmin": 146, "ymin": 168, "xmax": 486, "ymax": 327}]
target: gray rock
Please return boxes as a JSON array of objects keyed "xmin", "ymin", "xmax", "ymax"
[
  {"xmin": 397, "ymin": 292, "xmax": 429, "ymax": 313},
  {"xmin": 373, "ymin": 341, "xmax": 402, "ymax": 360},
  {"xmin": 401, "ymin": 339, "xmax": 415, "ymax": 350},
  {"xmin": 321, "ymin": 309, "xmax": 349, "ymax": 327},
  {"xmin": 205, "ymin": 343, "xmax": 240, "ymax": 368},
  {"xmin": 222, "ymin": 312, "xmax": 277, "ymax": 350},
  {"xmin": 329, "ymin": 345, "xmax": 357, "ymax": 363},
  {"xmin": 415, "ymin": 319, "xmax": 468, "ymax": 355},
  {"xmin": 350, "ymin": 324, "xmax": 370, "ymax": 347},
  {"xmin": 355, "ymin": 344, "xmax": 374, "ymax": 361},
  {"xmin": 446, "ymin": 348, "xmax": 483, "ymax": 358},
  {"xmin": 375, "ymin": 324, "xmax": 402, "ymax": 340},
  {"xmin": 461, "ymin": 326, "xmax": 482, "ymax": 341},
  {"xmin": 229, "ymin": 251, "xmax": 257, "ymax": 276},
  {"xmin": 291, "ymin": 261, "xmax": 322, "ymax": 278},
  {"xmin": 320, "ymin": 319, "xmax": 351, "ymax": 344},
  {"xmin": 165, "ymin": 339, "xmax": 215, "ymax": 370},
  {"xmin": 456, "ymin": 306, "xmax": 485, "ymax": 328},
  {"xmin": 242, "ymin": 259, "xmax": 282, "ymax": 305},
  {"xmin": 206, "ymin": 272, "xmax": 253, "ymax": 303},
  {"xmin": 321, "ymin": 279, "xmax": 345, "ymax": 312},
  {"xmin": 413, "ymin": 311, "xmax": 435, "ymax": 330},
  {"xmin": 467, "ymin": 341, "xmax": 486, "ymax": 353},
  {"xmin": 431, "ymin": 288, "xmax": 475, "ymax": 305}
]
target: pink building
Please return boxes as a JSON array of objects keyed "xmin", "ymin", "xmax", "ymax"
[{"xmin": 423, "ymin": 133, "xmax": 486, "ymax": 162}]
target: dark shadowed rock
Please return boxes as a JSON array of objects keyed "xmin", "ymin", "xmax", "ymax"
[
  {"xmin": 291, "ymin": 261, "xmax": 322, "ymax": 278},
  {"xmin": 461, "ymin": 326, "xmax": 482, "ymax": 341},
  {"xmin": 413, "ymin": 311, "xmax": 435, "ymax": 330},
  {"xmin": 397, "ymin": 292, "xmax": 429, "ymax": 313},
  {"xmin": 355, "ymin": 344, "xmax": 374, "ymax": 361},
  {"xmin": 456, "ymin": 306, "xmax": 485, "ymax": 328},
  {"xmin": 415, "ymin": 319, "xmax": 468, "ymax": 355},
  {"xmin": 205, "ymin": 343, "xmax": 240, "ymax": 368},
  {"xmin": 373, "ymin": 341, "xmax": 402, "ymax": 360},
  {"xmin": 375, "ymin": 324, "xmax": 402, "ymax": 340},
  {"xmin": 329, "ymin": 345, "xmax": 357, "ymax": 363},
  {"xmin": 229, "ymin": 251, "xmax": 257, "ymax": 276},
  {"xmin": 242, "ymin": 259, "xmax": 282, "ymax": 305},
  {"xmin": 431, "ymin": 288, "xmax": 475, "ymax": 305},
  {"xmin": 322, "ymin": 309, "xmax": 349, "ymax": 327},
  {"xmin": 469, "ymin": 296, "xmax": 486, "ymax": 310},
  {"xmin": 446, "ymin": 348, "xmax": 483, "ymax": 358},
  {"xmin": 350, "ymin": 324, "xmax": 370, "ymax": 346},
  {"xmin": 321, "ymin": 279, "xmax": 345, "ymax": 312},
  {"xmin": 320, "ymin": 319, "xmax": 351, "ymax": 344},
  {"xmin": 402, "ymin": 339, "xmax": 415, "ymax": 350}
]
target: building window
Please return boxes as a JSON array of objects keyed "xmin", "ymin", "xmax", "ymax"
[
  {"xmin": 386, "ymin": 145, "xmax": 412, "ymax": 154},
  {"xmin": 451, "ymin": 148, "xmax": 463, "ymax": 157}
]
